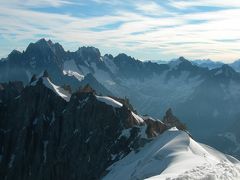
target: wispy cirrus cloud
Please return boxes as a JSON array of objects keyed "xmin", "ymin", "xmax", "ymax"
[
  {"xmin": 0, "ymin": 0, "xmax": 240, "ymax": 62},
  {"xmin": 134, "ymin": 1, "xmax": 167, "ymax": 15},
  {"xmin": 1, "ymin": 0, "xmax": 78, "ymax": 8},
  {"xmin": 169, "ymin": 0, "xmax": 240, "ymax": 9}
]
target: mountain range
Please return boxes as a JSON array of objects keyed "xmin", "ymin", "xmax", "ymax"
[
  {"xmin": 154, "ymin": 59, "xmax": 240, "ymax": 72},
  {"xmin": 1, "ymin": 38, "xmax": 240, "ymax": 160},
  {"xmin": 1, "ymin": 75, "xmax": 240, "ymax": 179}
]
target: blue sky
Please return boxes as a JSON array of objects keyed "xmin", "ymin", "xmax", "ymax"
[{"xmin": 1, "ymin": 0, "xmax": 240, "ymax": 62}]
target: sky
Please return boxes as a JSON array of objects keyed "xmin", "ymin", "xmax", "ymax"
[{"xmin": 1, "ymin": 0, "xmax": 240, "ymax": 62}]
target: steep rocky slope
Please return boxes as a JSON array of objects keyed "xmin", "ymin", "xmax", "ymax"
[{"xmin": 0, "ymin": 78, "xmax": 167, "ymax": 180}]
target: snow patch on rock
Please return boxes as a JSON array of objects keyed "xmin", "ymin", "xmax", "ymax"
[
  {"xmin": 63, "ymin": 59, "xmax": 84, "ymax": 81},
  {"xmin": 42, "ymin": 77, "xmax": 71, "ymax": 102},
  {"xmin": 96, "ymin": 95, "xmax": 122, "ymax": 108},
  {"xmin": 131, "ymin": 112, "xmax": 144, "ymax": 124}
]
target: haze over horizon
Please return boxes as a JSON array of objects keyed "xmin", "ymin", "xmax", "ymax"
[{"xmin": 1, "ymin": 0, "xmax": 240, "ymax": 62}]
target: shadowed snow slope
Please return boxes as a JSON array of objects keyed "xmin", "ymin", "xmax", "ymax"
[{"xmin": 104, "ymin": 128, "xmax": 240, "ymax": 180}]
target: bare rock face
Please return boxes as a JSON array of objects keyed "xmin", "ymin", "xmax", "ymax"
[
  {"xmin": 163, "ymin": 108, "xmax": 187, "ymax": 131},
  {"xmin": 0, "ymin": 82, "xmax": 169, "ymax": 180},
  {"xmin": 0, "ymin": 81, "xmax": 67, "ymax": 180},
  {"xmin": 144, "ymin": 118, "xmax": 167, "ymax": 138}
]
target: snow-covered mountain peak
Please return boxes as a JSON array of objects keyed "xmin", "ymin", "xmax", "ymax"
[{"xmin": 104, "ymin": 128, "xmax": 240, "ymax": 180}]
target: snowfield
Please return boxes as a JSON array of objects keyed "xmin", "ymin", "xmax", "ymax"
[
  {"xmin": 63, "ymin": 59, "xmax": 84, "ymax": 81},
  {"xmin": 104, "ymin": 128, "xmax": 240, "ymax": 180}
]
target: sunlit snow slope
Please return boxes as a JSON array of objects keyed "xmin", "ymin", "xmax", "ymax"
[
  {"xmin": 42, "ymin": 77, "xmax": 71, "ymax": 102},
  {"xmin": 104, "ymin": 128, "xmax": 240, "ymax": 180}
]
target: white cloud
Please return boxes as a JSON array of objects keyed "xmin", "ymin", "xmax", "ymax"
[
  {"xmin": 0, "ymin": 0, "xmax": 240, "ymax": 62},
  {"xmin": 1, "ymin": 0, "xmax": 77, "ymax": 8},
  {"xmin": 91, "ymin": 0, "xmax": 121, "ymax": 5},
  {"xmin": 169, "ymin": 0, "xmax": 240, "ymax": 9},
  {"xmin": 134, "ymin": 1, "xmax": 166, "ymax": 15}
]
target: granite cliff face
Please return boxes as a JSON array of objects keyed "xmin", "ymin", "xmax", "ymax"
[{"xmin": 0, "ymin": 78, "xmax": 170, "ymax": 180}]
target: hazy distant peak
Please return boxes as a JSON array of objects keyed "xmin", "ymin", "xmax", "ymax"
[
  {"xmin": 114, "ymin": 53, "xmax": 136, "ymax": 62},
  {"xmin": 221, "ymin": 64, "xmax": 236, "ymax": 74},
  {"xmin": 168, "ymin": 56, "xmax": 192, "ymax": 69},
  {"xmin": 77, "ymin": 46, "xmax": 100, "ymax": 55},
  {"xmin": 178, "ymin": 56, "xmax": 188, "ymax": 62},
  {"xmin": 212, "ymin": 64, "xmax": 238, "ymax": 78},
  {"xmin": 103, "ymin": 54, "xmax": 114, "ymax": 60},
  {"xmin": 8, "ymin": 49, "xmax": 21, "ymax": 58}
]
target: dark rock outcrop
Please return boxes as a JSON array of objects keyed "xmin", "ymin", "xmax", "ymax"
[
  {"xmin": 0, "ymin": 81, "xmax": 168, "ymax": 180},
  {"xmin": 163, "ymin": 108, "xmax": 187, "ymax": 131}
]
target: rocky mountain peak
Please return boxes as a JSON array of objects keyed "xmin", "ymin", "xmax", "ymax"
[
  {"xmin": 8, "ymin": 50, "xmax": 22, "ymax": 65},
  {"xmin": 30, "ymin": 74, "xmax": 37, "ymax": 84},
  {"xmin": 213, "ymin": 64, "xmax": 238, "ymax": 78},
  {"xmin": 168, "ymin": 56, "xmax": 192, "ymax": 69},
  {"xmin": 76, "ymin": 46, "xmax": 101, "ymax": 63},
  {"xmin": 26, "ymin": 38, "xmax": 49, "ymax": 53},
  {"xmin": 36, "ymin": 38, "xmax": 49, "ymax": 45},
  {"xmin": 114, "ymin": 53, "xmax": 135, "ymax": 62},
  {"xmin": 22, "ymin": 39, "xmax": 65, "ymax": 70},
  {"xmin": 178, "ymin": 56, "xmax": 192, "ymax": 66},
  {"xmin": 163, "ymin": 108, "xmax": 187, "ymax": 131},
  {"xmin": 9, "ymin": 49, "xmax": 21, "ymax": 56},
  {"xmin": 43, "ymin": 70, "xmax": 49, "ymax": 78},
  {"xmin": 221, "ymin": 64, "xmax": 235, "ymax": 74},
  {"xmin": 165, "ymin": 108, "xmax": 173, "ymax": 117},
  {"xmin": 26, "ymin": 38, "xmax": 65, "ymax": 54},
  {"xmin": 178, "ymin": 56, "xmax": 188, "ymax": 62},
  {"xmin": 104, "ymin": 54, "xmax": 114, "ymax": 60}
]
